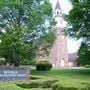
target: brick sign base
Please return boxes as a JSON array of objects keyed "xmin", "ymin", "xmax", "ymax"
[{"xmin": 0, "ymin": 65, "xmax": 30, "ymax": 80}]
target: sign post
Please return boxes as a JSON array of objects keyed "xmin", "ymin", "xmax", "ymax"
[{"xmin": 0, "ymin": 66, "xmax": 30, "ymax": 80}]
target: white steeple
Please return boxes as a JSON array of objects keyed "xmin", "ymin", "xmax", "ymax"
[
  {"xmin": 54, "ymin": 1, "xmax": 63, "ymax": 27},
  {"xmin": 55, "ymin": 0, "xmax": 62, "ymax": 17},
  {"xmin": 55, "ymin": 0, "xmax": 61, "ymax": 10}
]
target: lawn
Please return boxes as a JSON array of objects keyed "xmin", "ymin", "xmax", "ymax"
[
  {"xmin": 31, "ymin": 67, "xmax": 90, "ymax": 89},
  {"xmin": 0, "ymin": 82, "xmax": 32, "ymax": 90},
  {"xmin": 31, "ymin": 67, "xmax": 90, "ymax": 82},
  {"xmin": 0, "ymin": 81, "xmax": 51, "ymax": 90},
  {"xmin": 0, "ymin": 67, "xmax": 90, "ymax": 90}
]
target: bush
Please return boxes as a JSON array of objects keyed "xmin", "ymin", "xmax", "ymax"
[
  {"xmin": 36, "ymin": 61, "xmax": 52, "ymax": 71},
  {"xmin": 85, "ymin": 65, "xmax": 90, "ymax": 68},
  {"xmin": 17, "ymin": 81, "xmax": 40, "ymax": 88},
  {"xmin": 52, "ymin": 80, "xmax": 90, "ymax": 90},
  {"xmin": 41, "ymin": 78, "xmax": 58, "ymax": 88},
  {"xmin": 17, "ymin": 78, "xmax": 57, "ymax": 88},
  {"xmin": 0, "ymin": 58, "xmax": 6, "ymax": 65}
]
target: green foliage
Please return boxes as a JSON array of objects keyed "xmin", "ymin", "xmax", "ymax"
[
  {"xmin": 31, "ymin": 68, "xmax": 90, "ymax": 81},
  {"xmin": 0, "ymin": 82, "xmax": 24, "ymax": 90},
  {"xmin": 0, "ymin": 58, "xmax": 5, "ymax": 65},
  {"xmin": 0, "ymin": 68, "xmax": 90, "ymax": 90},
  {"xmin": 0, "ymin": 0, "xmax": 55, "ymax": 66},
  {"xmin": 16, "ymin": 78, "xmax": 57, "ymax": 88},
  {"xmin": 17, "ymin": 81, "xmax": 41, "ymax": 88},
  {"xmin": 85, "ymin": 65, "xmax": 90, "ymax": 68},
  {"xmin": 20, "ymin": 59, "xmax": 36, "ymax": 65},
  {"xmin": 77, "ymin": 43, "xmax": 90, "ymax": 65},
  {"xmin": 63, "ymin": 0, "xmax": 90, "ymax": 39},
  {"xmin": 36, "ymin": 61, "xmax": 52, "ymax": 71},
  {"xmin": 63, "ymin": 0, "xmax": 90, "ymax": 65},
  {"xmin": 52, "ymin": 80, "xmax": 90, "ymax": 90}
]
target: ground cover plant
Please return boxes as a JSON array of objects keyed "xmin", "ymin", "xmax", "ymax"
[
  {"xmin": 31, "ymin": 67, "xmax": 90, "ymax": 90},
  {"xmin": 0, "ymin": 68, "xmax": 90, "ymax": 90},
  {"xmin": 0, "ymin": 82, "xmax": 26, "ymax": 90},
  {"xmin": 31, "ymin": 67, "xmax": 90, "ymax": 81},
  {"xmin": 0, "ymin": 76, "xmax": 55, "ymax": 90}
]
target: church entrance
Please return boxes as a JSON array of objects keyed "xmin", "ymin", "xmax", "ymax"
[{"xmin": 61, "ymin": 59, "xmax": 65, "ymax": 67}]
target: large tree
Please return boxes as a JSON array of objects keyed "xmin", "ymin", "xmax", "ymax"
[
  {"xmin": 77, "ymin": 42, "xmax": 90, "ymax": 65},
  {"xmin": 64, "ymin": 0, "xmax": 90, "ymax": 40},
  {"xmin": 63, "ymin": 0, "xmax": 90, "ymax": 65},
  {"xmin": 0, "ymin": 0, "xmax": 56, "ymax": 66}
]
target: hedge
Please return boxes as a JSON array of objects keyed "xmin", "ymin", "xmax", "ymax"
[
  {"xmin": 36, "ymin": 61, "xmax": 52, "ymax": 71},
  {"xmin": 85, "ymin": 65, "xmax": 90, "ymax": 68},
  {"xmin": 52, "ymin": 80, "xmax": 90, "ymax": 90},
  {"xmin": 17, "ymin": 78, "xmax": 57, "ymax": 88}
]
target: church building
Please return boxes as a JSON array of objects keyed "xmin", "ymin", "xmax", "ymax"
[
  {"xmin": 38, "ymin": 1, "xmax": 78, "ymax": 67},
  {"xmin": 49, "ymin": 1, "xmax": 68, "ymax": 67}
]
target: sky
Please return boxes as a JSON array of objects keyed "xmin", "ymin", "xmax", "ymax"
[{"xmin": 50, "ymin": 0, "xmax": 81, "ymax": 53}]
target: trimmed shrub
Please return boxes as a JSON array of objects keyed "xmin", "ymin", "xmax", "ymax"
[
  {"xmin": 36, "ymin": 61, "xmax": 52, "ymax": 71},
  {"xmin": 0, "ymin": 58, "xmax": 6, "ymax": 65},
  {"xmin": 52, "ymin": 80, "xmax": 90, "ymax": 90},
  {"xmin": 41, "ymin": 78, "xmax": 58, "ymax": 88},
  {"xmin": 85, "ymin": 65, "xmax": 90, "ymax": 68},
  {"xmin": 17, "ymin": 78, "xmax": 57, "ymax": 88},
  {"xmin": 17, "ymin": 81, "xmax": 41, "ymax": 88}
]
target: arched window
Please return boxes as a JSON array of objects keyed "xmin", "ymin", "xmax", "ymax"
[{"xmin": 57, "ymin": 11, "xmax": 59, "ymax": 15}]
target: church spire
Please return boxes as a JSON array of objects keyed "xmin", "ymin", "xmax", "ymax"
[
  {"xmin": 55, "ymin": 1, "xmax": 61, "ymax": 10},
  {"xmin": 54, "ymin": 0, "xmax": 62, "ymax": 17}
]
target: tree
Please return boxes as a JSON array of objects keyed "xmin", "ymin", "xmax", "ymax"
[
  {"xmin": 77, "ymin": 42, "xmax": 90, "ymax": 65},
  {"xmin": 63, "ymin": 0, "xmax": 90, "ymax": 65},
  {"xmin": 0, "ymin": 0, "xmax": 56, "ymax": 66},
  {"xmin": 64, "ymin": 0, "xmax": 90, "ymax": 40}
]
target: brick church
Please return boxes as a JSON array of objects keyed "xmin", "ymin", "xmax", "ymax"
[
  {"xmin": 38, "ymin": 1, "xmax": 77, "ymax": 67},
  {"xmin": 49, "ymin": 1, "xmax": 68, "ymax": 67}
]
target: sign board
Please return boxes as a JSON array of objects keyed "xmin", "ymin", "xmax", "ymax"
[{"xmin": 0, "ymin": 66, "xmax": 30, "ymax": 80}]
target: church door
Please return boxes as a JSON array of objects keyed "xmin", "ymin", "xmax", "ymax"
[{"xmin": 61, "ymin": 59, "xmax": 65, "ymax": 67}]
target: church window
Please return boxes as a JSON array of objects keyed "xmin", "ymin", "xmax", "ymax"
[
  {"xmin": 57, "ymin": 11, "xmax": 59, "ymax": 15},
  {"xmin": 62, "ymin": 44, "xmax": 63, "ymax": 48},
  {"xmin": 62, "ymin": 43, "xmax": 64, "ymax": 53}
]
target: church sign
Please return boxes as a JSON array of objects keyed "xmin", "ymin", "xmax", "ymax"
[{"xmin": 0, "ymin": 66, "xmax": 30, "ymax": 80}]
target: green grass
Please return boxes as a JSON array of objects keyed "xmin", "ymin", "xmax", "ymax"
[
  {"xmin": 0, "ymin": 67, "xmax": 90, "ymax": 90},
  {"xmin": 0, "ymin": 82, "xmax": 26, "ymax": 90},
  {"xmin": 0, "ymin": 81, "xmax": 50, "ymax": 90},
  {"xmin": 31, "ymin": 67, "xmax": 90, "ymax": 82}
]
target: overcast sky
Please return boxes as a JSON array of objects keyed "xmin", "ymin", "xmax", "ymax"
[{"xmin": 50, "ymin": 0, "xmax": 81, "ymax": 53}]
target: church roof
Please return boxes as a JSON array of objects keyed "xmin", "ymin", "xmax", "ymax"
[{"xmin": 55, "ymin": 1, "xmax": 61, "ymax": 10}]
